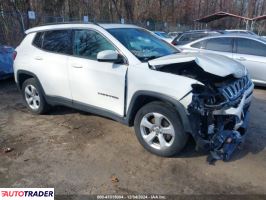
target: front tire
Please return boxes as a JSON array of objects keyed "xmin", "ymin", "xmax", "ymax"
[
  {"xmin": 134, "ymin": 101, "xmax": 188, "ymax": 157},
  {"xmin": 22, "ymin": 78, "xmax": 49, "ymax": 114}
]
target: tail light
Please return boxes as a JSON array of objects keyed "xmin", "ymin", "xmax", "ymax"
[
  {"xmin": 171, "ymin": 41, "xmax": 177, "ymax": 45},
  {"xmin": 12, "ymin": 51, "xmax": 17, "ymax": 60}
]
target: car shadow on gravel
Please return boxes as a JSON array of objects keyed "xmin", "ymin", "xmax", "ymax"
[
  {"xmin": 0, "ymin": 78, "xmax": 16, "ymax": 89},
  {"xmin": 48, "ymin": 106, "xmax": 78, "ymax": 115},
  {"xmin": 174, "ymin": 137, "xmax": 206, "ymax": 158}
]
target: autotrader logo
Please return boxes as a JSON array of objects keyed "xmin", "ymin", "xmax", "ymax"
[{"xmin": 0, "ymin": 188, "xmax": 54, "ymax": 200}]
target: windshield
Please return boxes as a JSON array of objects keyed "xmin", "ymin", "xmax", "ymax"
[{"xmin": 108, "ymin": 28, "xmax": 179, "ymax": 62}]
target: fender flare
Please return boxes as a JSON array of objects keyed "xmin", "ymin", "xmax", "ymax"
[
  {"xmin": 125, "ymin": 90, "xmax": 192, "ymax": 133},
  {"xmin": 16, "ymin": 70, "xmax": 47, "ymax": 100}
]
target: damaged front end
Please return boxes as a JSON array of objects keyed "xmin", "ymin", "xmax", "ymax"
[
  {"xmin": 187, "ymin": 75, "xmax": 253, "ymax": 162},
  {"xmin": 150, "ymin": 53, "xmax": 254, "ymax": 162}
]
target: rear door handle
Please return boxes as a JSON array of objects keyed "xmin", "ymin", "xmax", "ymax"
[
  {"xmin": 71, "ymin": 64, "xmax": 83, "ymax": 68},
  {"xmin": 34, "ymin": 57, "xmax": 43, "ymax": 60},
  {"xmin": 236, "ymin": 57, "xmax": 246, "ymax": 61}
]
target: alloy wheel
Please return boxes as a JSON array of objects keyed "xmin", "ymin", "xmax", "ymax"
[
  {"xmin": 24, "ymin": 85, "xmax": 40, "ymax": 110},
  {"xmin": 140, "ymin": 112, "xmax": 175, "ymax": 150}
]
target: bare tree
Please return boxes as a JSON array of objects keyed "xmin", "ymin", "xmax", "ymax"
[
  {"xmin": 9, "ymin": 0, "xmax": 25, "ymax": 33},
  {"xmin": 1, "ymin": 0, "xmax": 266, "ymax": 46}
]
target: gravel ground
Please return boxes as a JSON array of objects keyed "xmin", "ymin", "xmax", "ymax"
[{"xmin": 0, "ymin": 78, "xmax": 266, "ymax": 198}]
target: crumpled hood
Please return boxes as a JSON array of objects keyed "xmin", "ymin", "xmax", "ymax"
[{"xmin": 148, "ymin": 52, "xmax": 247, "ymax": 78}]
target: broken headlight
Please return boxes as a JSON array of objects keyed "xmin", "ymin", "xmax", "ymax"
[{"xmin": 191, "ymin": 84, "xmax": 227, "ymax": 110}]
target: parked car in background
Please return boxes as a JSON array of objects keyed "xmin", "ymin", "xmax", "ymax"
[
  {"xmin": 171, "ymin": 30, "xmax": 221, "ymax": 46},
  {"xmin": 168, "ymin": 31, "xmax": 182, "ymax": 38},
  {"xmin": 180, "ymin": 34, "xmax": 266, "ymax": 86},
  {"xmin": 152, "ymin": 31, "xmax": 173, "ymax": 43},
  {"xmin": 220, "ymin": 29, "xmax": 257, "ymax": 35},
  {"xmin": 0, "ymin": 45, "xmax": 15, "ymax": 80}
]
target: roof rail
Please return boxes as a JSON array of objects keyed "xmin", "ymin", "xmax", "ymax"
[
  {"xmin": 38, "ymin": 21, "xmax": 98, "ymax": 26},
  {"xmin": 25, "ymin": 21, "xmax": 105, "ymax": 34}
]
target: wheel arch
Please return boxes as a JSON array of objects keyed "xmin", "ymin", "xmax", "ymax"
[
  {"xmin": 17, "ymin": 70, "xmax": 47, "ymax": 99},
  {"xmin": 125, "ymin": 91, "xmax": 192, "ymax": 134}
]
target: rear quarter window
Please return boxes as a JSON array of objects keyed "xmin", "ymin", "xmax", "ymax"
[
  {"xmin": 33, "ymin": 32, "xmax": 44, "ymax": 48},
  {"xmin": 191, "ymin": 41, "xmax": 202, "ymax": 48}
]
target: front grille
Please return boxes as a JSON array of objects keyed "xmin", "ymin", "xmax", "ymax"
[{"xmin": 221, "ymin": 76, "xmax": 252, "ymax": 101}]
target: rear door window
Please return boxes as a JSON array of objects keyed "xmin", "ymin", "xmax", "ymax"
[
  {"xmin": 236, "ymin": 38, "xmax": 266, "ymax": 56},
  {"xmin": 179, "ymin": 34, "xmax": 191, "ymax": 42},
  {"xmin": 205, "ymin": 37, "xmax": 233, "ymax": 52},
  {"xmin": 73, "ymin": 29, "xmax": 115, "ymax": 60},
  {"xmin": 42, "ymin": 30, "xmax": 73, "ymax": 55},
  {"xmin": 191, "ymin": 40, "xmax": 205, "ymax": 49},
  {"xmin": 179, "ymin": 33, "xmax": 206, "ymax": 42}
]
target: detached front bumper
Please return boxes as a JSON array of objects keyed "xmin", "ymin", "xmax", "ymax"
[
  {"xmin": 209, "ymin": 83, "xmax": 254, "ymax": 162},
  {"xmin": 186, "ymin": 80, "xmax": 254, "ymax": 163}
]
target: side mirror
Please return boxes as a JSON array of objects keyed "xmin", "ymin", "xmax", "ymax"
[{"xmin": 97, "ymin": 50, "xmax": 123, "ymax": 63}]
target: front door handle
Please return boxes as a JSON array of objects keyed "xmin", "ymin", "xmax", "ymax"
[
  {"xmin": 72, "ymin": 65, "xmax": 83, "ymax": 68},
  {"xmin": 236, "ymin": 57, "xmax": 246, "ymax": 61},
  {"xmin": 34, "ymin": 57, "xmax": 43, "ymax": 60}
]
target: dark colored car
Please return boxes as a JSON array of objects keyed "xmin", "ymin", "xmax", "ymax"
[{"xmin": 171, "ymin": 30, "xmax": 221, "ymax": 46}]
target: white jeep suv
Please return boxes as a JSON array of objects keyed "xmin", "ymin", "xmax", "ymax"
[{"xmin": 14, "ymin": 23, "xmax": 254, "ymax": 161}]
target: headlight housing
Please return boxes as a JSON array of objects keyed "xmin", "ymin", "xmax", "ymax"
[{"xmin": 191, "ymin": 84, "xmax": 227, "ymax": 109}]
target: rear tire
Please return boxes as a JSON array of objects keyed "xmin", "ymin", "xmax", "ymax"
[
  {"xmin": 134, "ymin": 101, "xmax": 188, "ymax": 157},
  {"xmin": 22, "ymin": 78, "xmax": 49, "ymax": 114}
]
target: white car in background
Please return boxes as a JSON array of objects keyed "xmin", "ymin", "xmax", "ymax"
[
  {"xmin": 221, "ymin": 29, "xmax": 257, "ymax": 35},
  {"xmin": 14, "ymin": 23, "xmax": 253, "ymax": 161},
  {"xmin": 180, "ymin": 34, "xmax": 266, "ymax": 86}
]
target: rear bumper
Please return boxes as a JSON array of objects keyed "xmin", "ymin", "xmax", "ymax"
[
  {"xmin": 0, "ymin": 71, "xmax": 13, "ymax": 80},
  {"xmin": 208, "ymin": 84, "xmax": 253, "ymax": 162}
]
